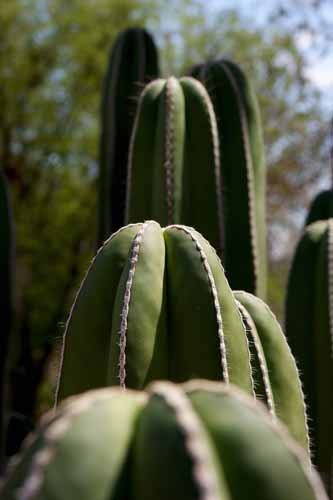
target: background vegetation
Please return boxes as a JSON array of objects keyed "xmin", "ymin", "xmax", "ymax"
[{"xmin": 1, "ymin": 0, "xmax": 331, "ymax": 412}]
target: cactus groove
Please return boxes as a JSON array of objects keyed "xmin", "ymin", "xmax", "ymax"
[
  {"xmin": 0, "ymin": 382, "xmax": 327, "ymax": 500},
  {"xmin": 189, "ymin": 59, "xmax": 266, "ymax": 298},
  {"xmin": 98, "ymin": 27, "xmax": 159, "ymax": 245},
  {"xmin": 56, "ymin": 222, "xmax": 308, "ymax": 450}
]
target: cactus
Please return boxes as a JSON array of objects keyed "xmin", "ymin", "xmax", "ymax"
[
  {"xmin": 285, "ymin": 219, "xmax": 333, "ymax": 493},
  {"xmin": 234, "ymin": 291, "xmax": 310, "ymax": 452},
  {"xmin": 189, "ymin": 59, "xmax": 266, "ymax": 298},
  {"xmin": 0, "ymin": 171, "xmax": 14, "ymax": 469},
  {"xmin": 98, "ymin": 27, "xmax": 159, "ymax": 245},
  {"xmin": 126, "ymin": 76, "xmax": 224, "ymax": 256},
  {"xmin": 0, "ymin": 381, "xmax": 327, "ymax": 500},
  {"xmin": 56, "ymin": 221, "xmax": 308, "ymax": 450},
  {"xmin": 305, "ymin": 190, "xmax": 333, "ymax": 226}
]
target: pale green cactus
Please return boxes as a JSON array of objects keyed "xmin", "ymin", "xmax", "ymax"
[
  {"xmin": 0, "ymin": 382, "xmax": 327, "ymax": 500},
  {"xmin": 56, "ymin": 221, "xmax": 308, "ymax": 451},
  {"xmin": 126, "ymin": 76, "xmax": 224, "ymax": 256}
]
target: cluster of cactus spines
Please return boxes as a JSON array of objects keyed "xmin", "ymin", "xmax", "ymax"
[
  {"xmin": 98, "ymin": 27, "xmax": 159, "ymax": 245},
  {"xmin": 189, "ymin": 59, "xmax": 266, "ymax": 299},
  {"xmin": 55, "ymin": 221, "xmax": 309, "ymax": 451},
  {"xmin": 1, "ymin": 381, "xmax": 327, "ymax": 500},
  {"xmin": 125, "ymin": 76, "xmax": 224, "ymax": 255},
  {"xmin": 0, "ymin": 171, "xmax": 14, "ymax": 470},
  {"xmin": 285, "ymin": 219, "xmax": 333, "ymax": 493}
]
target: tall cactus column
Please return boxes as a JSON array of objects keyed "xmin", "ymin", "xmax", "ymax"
[
  {"xmin": 0, "ymin": 171, "xmax": 14, "ymax": 470},
  {"xmin": 126, "ymin": 76, "xmax": 224, "ymax": 255},
  {"xmin": 190, "ymin": 59, "xmax": 267, "ymax": 298},
  {"xmin": 98, "ymin": 27, "xmax": 159, "ymax": 245},
  {"xmin": 286, "ymin": 219, "xmax": 333, "ymax": 494}
]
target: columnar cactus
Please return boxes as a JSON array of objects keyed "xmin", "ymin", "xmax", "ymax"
[
  {"xmin": 98, "ymin": 27, "xmax": 159, "ymax": 245},
  {"xmin": 56, "ymin": 221, "xmax": 308, "ymax": 451},
  {"xmin": 0, "ymin": 171, "xmax": 14, "ymax": 469},
  {"xmin": 285, "ymin": 219, "xmax": 333, "ymax": 493},
  {"xmin": 126, "ymin": 76, "xmax": 224, "ymax": 256},
  {"xmin": 189, "ymin": 59, "xmax": 267, "ymax": 298},
  {"xmin": 0, "ymin": 382, "xmax": 327, "ymax": 500}
]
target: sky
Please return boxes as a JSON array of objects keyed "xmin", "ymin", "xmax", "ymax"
[{"xmin": 208, "ymin": 0, "xmax": 333, "ymax": 96}]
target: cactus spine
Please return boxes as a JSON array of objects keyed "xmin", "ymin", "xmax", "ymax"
[
  {"xmin": 98, "ymin": 27, "xmax": 159, "ymax": 245},
  {"xmin": 126, "ymin": 76, "xmax": 224, "ymax": 255},
  {"xmin": 189, "ymin": 59, "xmax": 266, "ymax": 298},
  {"xmin": 286, "ymin": 220, "xmax": 333, "ymax": 493},
  {"xmin": 56, "ymin": 221, "xmax": 308, "ymax": 450},
  {"xmin": 1, "ymin": 382, "xmax": 327, "ymax": 500},
  {"xmin": 0, "ymin": 171, "xmax": 14, "ymax": 470}
]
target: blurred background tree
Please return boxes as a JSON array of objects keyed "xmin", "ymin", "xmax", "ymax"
[{"xmin": 0, "ymin": 0, "xmax": 331, "ymax": 416}]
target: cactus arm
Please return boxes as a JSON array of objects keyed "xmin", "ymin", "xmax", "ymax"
[
  {"xmin": 132, "ymin": 382, "xmax": 228, "ymax": 500},
  {"xmin": 152, "ymin": 77, "xmax": 185, "ymax": 225},
  {"xmin": 98, "ymin": 28, "xmax": 159, "ymax": 243},
  {"xmin": 179, "ymin": 77, "xmax": 224, "ymax": 256},
  {"xmin": 1, "ymin": 389, "xmax": 146, "ymax": 500},
  {"xmin": 187, "ymin": 381, "xmax": 326, "ymax": 500},
  {"xmin": 125, "ymin": 79, "xmax": 165, "ymax": 223},
  {"xmin": 235, "ymin": 291, "xmax": 310, "ymax": 453},
  {"xmin": 56, "ymin": 224, "xmax": 141, "ymax": 401},
  {"xmin": 108, "ymin": 221, "xmax": 168, "ymax": 389},
  {"xmin": 190, "ymin": 60, "xmax": 266, "ymax": 298}
]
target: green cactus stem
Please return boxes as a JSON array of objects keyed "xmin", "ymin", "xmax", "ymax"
[
  {"xmin": 56, "ymin": 221, "xmax": 308, "ymax": 450},
  {"xmin": 234, "ymin": 291, "xmax": 309, "ymax": 453},
  {"xmin": 126, "ymin": 76, "xmax": 224, "ymax": 255},
  {"xmin": 0, "ymin": 381, "xmax": 327, "ymax": 500},
  {"xmin": 0, "ymin": 171, "xmax": 14, "ymax": 470},
  {"xmin": 305, "ymin": 190, "xmax": 333, "ymax": 226},
  {"xmin": 286, "ymin": 220, "xmax": 333, "ymax": 494},
  {"xmin": 189, "ymin": 59, "xmax": 266, "ymax": 298},
  {"xmin": 98, "ymin": 27, "xmax": 159, "ymax": 245}
]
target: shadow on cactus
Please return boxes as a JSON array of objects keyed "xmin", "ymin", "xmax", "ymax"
[
  {"xmin": 1, "ymin": 381, "xmax": 328, "ymax": 500},
  {"xmin": 56, "ymin": 221, "xmax": 308, "ymax": 452},
  {"xmin": 98, "ymin": 27, "xmax": 160, "ymax": 245},
  {"xmin": 189, "ymin": 59, "xmax": 267, "ymax": 299}
]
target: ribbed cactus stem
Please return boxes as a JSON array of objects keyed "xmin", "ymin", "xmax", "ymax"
[
  {"xmin": 98, "ymin": 27, "xmax": 159, "ymax": 244},
  {"xmin": 286, "ymin": 219, "xmax": 333, "ymax": 493},
  {"xmin": 56, "ymin": 222, "xmax": 309, "ymax": 452},
  {"xmin": 2, "ymin": 382, "xmax": 326, "ymax": 500},
  {"xmin": 189, "ymin": 59, "xmax": 267, "ymax": 298}
]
